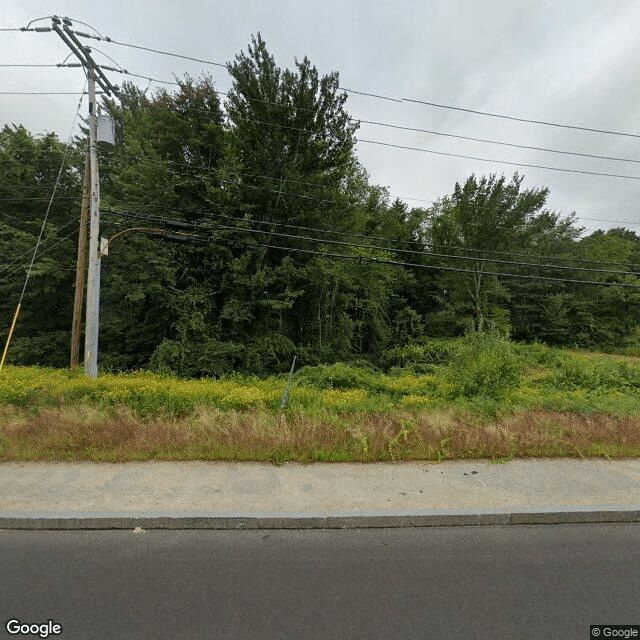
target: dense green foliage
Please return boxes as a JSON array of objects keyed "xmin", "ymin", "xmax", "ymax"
[
  {"xmin": 0, "ymin": 125, "xmax": 83, "ymax": 367},
  {"xmin": 2, "ymin": 337, "xmax": 639, "ymax": 419},
  {"xmin": 1, "ymin": 35, "xmax": 639, "ymax": 375}
]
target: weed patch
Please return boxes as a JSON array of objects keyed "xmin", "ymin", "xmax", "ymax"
[
  {"xmin": 1, "ymin": 341, "xmax": 639, "ymax": 462},
  {"xmin": 2, "ymin": 404, "xmax": 638, "ymax": 462}
]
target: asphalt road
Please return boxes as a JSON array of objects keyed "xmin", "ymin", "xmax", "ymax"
[{"xmin": 1, "ymin": 524, "xmax": 638, "ymax": 639}]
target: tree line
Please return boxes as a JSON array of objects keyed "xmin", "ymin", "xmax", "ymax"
[{"xmin": 1, "ymin": 34, "xmax": 639, "ymax": 375}]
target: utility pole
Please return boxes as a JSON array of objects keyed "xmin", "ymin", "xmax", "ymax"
[
  {"xmin": 84, "ymin": 66, "xmax": 101, "ymax": 378},
  {"xmin": 51, "ymin": 15, "xmax": 118, "ymax": 378},
  {"xmin": 70, "ymin": 142, "xmax": 90, "ymax": 368}
]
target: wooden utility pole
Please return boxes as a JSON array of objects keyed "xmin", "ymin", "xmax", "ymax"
[
  {"xmin": 83, "ymin": 66, "xmax": 101, "ymax": 378},
  {"xmin": 52, "ymin": 15, "xmax": 119, "ymax": 378},
  {"xmin": 70, "ymin": 143, "xmax": 90, "ymax": 368}
]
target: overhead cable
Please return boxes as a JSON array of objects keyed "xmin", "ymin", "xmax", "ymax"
[
  {"xmin": 66, "ymin": 27, "xmax": 640, "ymax": 139},
  {"xmin": 0, "ymin": 84, "xmax": 86, "ymax": 293},
  {"xmin": 99, "ymin": 209, "xmax": 640, "ymax": 289},
  {"xmin": 0, "ymin": 63, "xmax": 59, "ymax": 67},
  {"xmin": 101, "ymin": 208, "xmax": 640, "ymax": 277},
  {"xmin": 100, "ymin": 198, "xmax": 634, "ymax": 268},
  {"xmin": 9, "ymin": 143, "xmax": 637, "ymax": 233},
  {"xmin": 0, "ymin": 216, "xmax": 82, "ymax": 277},
  {"xmin": 88, "ymin": 148, "xmax": 640, "ymax": 228},
  {"xmin": 10, "ymin": 16, "xmax": 640, "ymax": 140},
  {"xmin": 16, "ymin": 60, "xmax": 638, "ymax": 170},
  {"xmin": 0, "ymin": 91, "xmax": 96, "ymax": 95},
  {"xmin": 0, "ymin": 221, "xmax": 88, "ymax": 285},
  {"xmin": 399, "ymin": 96, "xmax": 640, "ymax": 139},
  {"xmin": 358, "ymin": 119, "xmax": 640, "ymax": 165},
  {"xmin": 358, "ymin": 139, "xmax": 640, "ymax": 181},
  {"xmin": 70, "ymin": 28, "xmax": 227, "ymax": 67}
]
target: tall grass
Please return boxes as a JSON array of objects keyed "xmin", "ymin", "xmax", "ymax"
[
  {"xmin": 1, "ymin": 336, "xmax": 639, "ymax": 462},
  {"xmin": 1, "ymin": 404, "xmax": 638, "ymax": 463},
  {"xmin": 1, "ymin": 336, "xmax": 639, "ymax": 417}
]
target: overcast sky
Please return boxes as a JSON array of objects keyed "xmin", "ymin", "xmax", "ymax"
[{"xmin": 2, "ymin": 0, "xmax": 640, "ymax": 236}]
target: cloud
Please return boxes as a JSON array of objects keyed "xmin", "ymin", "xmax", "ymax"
[{"xmin": 1, "ymin": 0, "xmax": 638, "ymax": 234}]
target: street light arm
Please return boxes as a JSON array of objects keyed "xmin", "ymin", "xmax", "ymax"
[{"xmin": 99, "ymin": 227, "xmax": 197, "ymax": 257}]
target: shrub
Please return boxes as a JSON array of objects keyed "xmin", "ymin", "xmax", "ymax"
[
  {"xmin": 513, "ymin": 341, "xmax": 566, "ymax": 369},
  {"xmin": 545, "ymin": 359, "xmax": 640, "ymax": 392},
  {"xmin": 7, "ymin": 331, "xmax": 70, "ymax": 369},
  {"xmin": 295, "ymin": 362, "xmax": 383, "ymax": 393},
  {"xmin": 378, "ymin": 339, "xmax": 462, "ymax": 372},
  {"xmin": 441, "ymin": 334, "xmax": 522, "ymax": 400},
  {"xmin": 149, "ymin": 338, "xmax": 244, "ymax": 378}
]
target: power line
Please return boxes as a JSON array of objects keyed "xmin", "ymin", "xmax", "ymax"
[
  {"xmin": 101, "ymin": 207, "xmax": 640, "ymax": 277},
  {"xmin": 358, "ymin": 139, "xmax": 640, "ymax": 181},
  {"xmin": 8, "ymin": 83, "xmax": 85, "ymax": 305},
  {"xmin": 70, "ymin": 29, "xmax": 227, "ymax": 68},
  {"xmin": 119, "ymin": 70, "xmax": 180, "ymax": 85},
  {"xmin": 99, "ymin": 197, "xmax": 635, "ymax": 268},
  {"xmin": 0, "ymin": 216, "xmax": 82, "ymax": 277},
  {"xmin": 97, "ymin": 163, "xmax": 640, "ymax": 256},
  {"xmin": 68, "ymin": 25, "xmax": 640, "ymax": 140},
  {"xmin": 11, "ymin": 55, "xmax": 639, "ymax": 179},
  {"xmin": 400, "ymin": 97, "xmax": 640, "ymax": 140},
  {"xmin": 0, "ymin": 63, "xmax": 59, "ymax": 67},
  {"xmin": 2, "ymin": 46, "xmax": 637, "ymax": 251},
  {"xmin": 0, "ymin": 196, "xmax": 81, "ymax": 203},
  {"xmin": 208, "ymin": 112, "xmax": 640, "ymax": 168},
  {"xmin": 188, "ymin": 210, "xmax": 639, "ymax": 268},
  {"xmin": 0, "ymin": 217, "xmax": 133, "ymax": 287},
  {"xmin": 358, "ymin": 119, "xmax": 640, "ymax": 166},
  {"xmin": 5, "ymin": 26, "xmax": 638, "ymax": 216},
  {"xmin": 578, "ymin": 217, "xmax": 640, "ymax": 226},
  {"xmin": 109, "ymin": 40, "xmax": 227, "ymax": 67},
  {"xmin": 81, "ymin": 69, "xmax": 640, "ymax": 181},
  {"xmin": 337, "ymin": 87, "xmax": 403, "ymax": 103},
  {"xmin": 197, "ymin": 211, "xmax": 639, "ymax": 268},
  {"xmin": 231, "ymin": 241, "xmax": 640, "ymax": 289},
  {"xmin": 0, "ymin": 91, "xmax": 94, "ymax": 95},
  {"xmin": 81, "ymin": 146, "xmax": 623, "ymax": 227},
  {"xmin": 2, "ymin": 143, "xmax": 634, "ymax": 235},
  {"xmin": 101, "ymin": 210, "xmax": 640, "ymax": 289},
  {"xmin": 103, "ymin": 153, "xmax": 640, "ymax": 231},
  {"xmin": 204, "ymin": 221, "xmax": 639, "ymax": 277},
  {"xmin": 223, "ymin": 170, "xmax": 637, "ymax": 230},
  {"xmin": 0, "ymin": 221, "xmax": 87, "ymax": 286},
  {"xmin": 24, "ymin": 16, "xmax": 56, "ymax": 30},
  {"xmin": 6, "ymin": 137, "xmax": 638, "ymax": 234}
]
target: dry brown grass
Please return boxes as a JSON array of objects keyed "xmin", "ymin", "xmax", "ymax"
[
  {"xmin": 409, "ymin": 410, "xmax": 640, "ymax": 460},
  {"xmin": 1, "ymin": 404, "xmax": 639, "ymax": 462}
]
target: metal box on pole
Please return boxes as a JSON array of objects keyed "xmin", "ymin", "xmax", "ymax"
[{"xmin": 97, "ymin": 113, "xmax": 115, "ymax": 148}]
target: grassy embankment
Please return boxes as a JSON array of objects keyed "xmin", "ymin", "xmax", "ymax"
[{"xmin": 1, "ymin": 336, "xmax": 639, "ymax": 463}]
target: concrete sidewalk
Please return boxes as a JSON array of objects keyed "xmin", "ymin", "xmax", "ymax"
[{"xmin": 1, "ymin": 458, "xmax": 639, "ymax": 529}]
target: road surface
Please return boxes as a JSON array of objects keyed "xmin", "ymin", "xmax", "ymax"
[{"xmin": 1, "ymin": 524, "xmax": 638, "ymax": 639}]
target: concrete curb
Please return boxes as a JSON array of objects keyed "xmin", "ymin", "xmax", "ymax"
[{"xmin": 2, "ymin": 507, "xmax": 639, "ymax": 529}]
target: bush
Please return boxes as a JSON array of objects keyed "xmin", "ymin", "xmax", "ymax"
[
  {"xmin": 149, "ymin": 338, "xmax": 244, "ymax": 378},
  {"xmin": 242, "ymin": 333, "xmax": 297, "ymax": 376},
  {"xmin": 378, "ymin": 339, "xmax": 462, "ymax": 372},
  {"xmin": 513, "ymin": 341, "xmax": 566, "ymax": 369},
  {"xmin": 8, "ymin": 331, "xmax": 70, "ymax": 369},
  {"xmin": 545, "ymin": 359, "xmax": 640, "ymax": 392},
  {"xmin": 441, "ymin": 334, "xmax": 522, "ymax": 400},
  {"xmin": 295, "ymin": 362, "xmax": 383, "ymax": 392}
]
